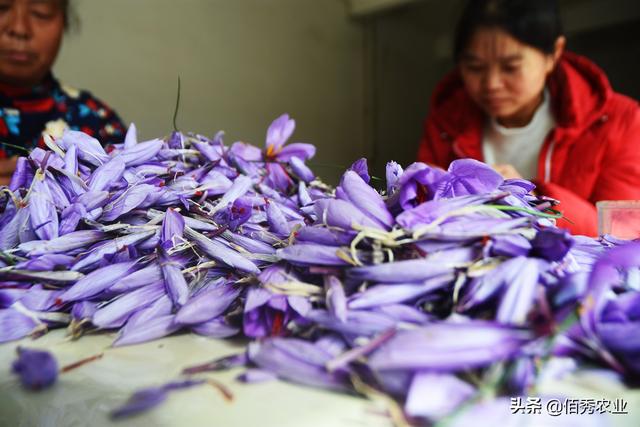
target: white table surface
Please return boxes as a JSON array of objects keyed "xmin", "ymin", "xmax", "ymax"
[
  {"xmin": 1, "ymin": 329, "xmax": 639, "ymax": 427},
  {"xmin": 0, "ymin": 329, "xmax": 389, "ymax": 427}
]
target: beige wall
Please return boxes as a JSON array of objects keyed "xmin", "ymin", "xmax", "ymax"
[{"xmin": 54, "ymin": 0, "xmax": 367, "ymax": 184}]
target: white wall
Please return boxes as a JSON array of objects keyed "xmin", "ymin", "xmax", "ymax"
[{"xmin": 54, "ymin": 0, "xmax": 366, "ymax": 183}]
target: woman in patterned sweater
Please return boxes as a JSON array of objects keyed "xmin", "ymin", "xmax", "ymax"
[{"xmin": 0, "ymin": 0, "xmax": 125, "ymax": 185}]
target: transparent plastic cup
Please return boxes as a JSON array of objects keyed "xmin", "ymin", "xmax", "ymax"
[{"xmin": 597, "ymin": 200, "xmax": 640, "ymax": 239}]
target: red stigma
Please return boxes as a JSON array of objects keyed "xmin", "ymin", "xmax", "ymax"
[
  {"xmin": 271, "ymin": 311, "xmax": 285, "ymax": 336},
  {"xmin": 416, "ymin": 184, "xmax": 428, "ymax": 205}
]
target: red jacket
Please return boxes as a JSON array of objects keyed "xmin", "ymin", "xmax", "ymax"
[{"xmin": 417, "ymin": 51, "xmax": 640, "ymax": 236}]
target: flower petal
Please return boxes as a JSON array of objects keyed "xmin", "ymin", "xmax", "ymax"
[
  {"xmin": 369, "ymin": 321, "xmax": 531, "ymax": 371},
  {"xmin": 405, "ymin": 372, "xmax": 475, "ymax": 420},
  {"xmin": 61, "ymin": 261, "xmax": 138, "ymax": 302},
  {"xmin": 175, "ymin": 282, "xmax": 240, "ymax": 325}
]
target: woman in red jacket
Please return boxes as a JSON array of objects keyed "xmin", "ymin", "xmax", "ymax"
[{"xmin": 417, "ymin": 0, "xmax": 640, "ymax": 236}]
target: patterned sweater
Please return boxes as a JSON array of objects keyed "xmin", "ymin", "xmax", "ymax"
[{"xmin": 0, "ymin": 74, "xmax": 125, "ymax": 157}]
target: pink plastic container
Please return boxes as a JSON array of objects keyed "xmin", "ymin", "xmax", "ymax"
[{"xmin": 597, "ymin": 200, "xmax": 640, "ymax": 239}]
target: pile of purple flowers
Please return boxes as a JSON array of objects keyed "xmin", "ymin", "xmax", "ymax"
[{"xmin": 1, "ymin": 114, "xmax": 638, "ymax": 424}]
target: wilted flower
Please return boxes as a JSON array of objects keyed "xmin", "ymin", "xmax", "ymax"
[
  {"xmin": 243, "ymin": 266, "xmax": 312, "ymax": 338},
  {"xmin": 12, "ymin": 347, "xmax": 58, "ymax": 390}
]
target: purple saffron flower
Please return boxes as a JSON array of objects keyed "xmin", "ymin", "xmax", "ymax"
[
  {"xmin": 396, "ymin": 193, "xmax": 499, "ymax": 231},
  {"xmin": 125, "ymin": 295, "xmax": 173, "ymax": 329},
  {"xmin": 325, "ymin": 275, "xmax": 347, "ymax": 323},
  {"xmin": 200, "ymin": 170, "xmax": 232, "ymax": 195},
  {"xmin": 113, "ymin": 314, "xmax": 179, "ymax": 347},
  {"xmin": 117, "ymin": 139, "xmax": 164, "ymax": 166},
  {"xmin": 110, "ymin": 264, "xmax": 163, "ymax": 293},
  {"xmin": 75, "ymin": 190, "xmax": 110, "ymax": 211},
  {"xmin": 192, "ymin": 133, "xmax": 225, "ymax": 162},
  {"xmin": 92, "ymin": 282, "xmax": 165, "ymax": 329},
  {"xmin": 395, "ymin": 162, "xmax": 447, "ymax": 209},
  {"xmin": 19, "ymin": 230, "xmax": 106, "ymax": 256},
  {"xmin": 289, "ymin": 156, "xmax": 315, "ymax": 183},
  {"xmin": 506, "ymin": 357, "xmax": 536, "ymax": 395},
  {"xmin": 0, "ymin": 308, "xmax": 39, "ymax": 343},
  {"xmin": 369, "ymin": 321, "xmax": 532, "ymax": 371},
  {"xmin": 111, "ymin": 379, "xmax": 205, "ymax": 419},
  {"xmin": 337, "ymin": 170, "xmax": 394, "ymax": 229},
  {"xmin": 192, "ymin": 318, "xmax": 239, "ymax": 338},
  {"xmin": 243, "ymin": 266, "xmax": 312, "ymax": 337},
  {"xmin": 489, "ymin": 234, "xmax": 532, "ymax": 258},
  {"xmin": 373, "ymin": 304, "xmax": 432, "ymax": 324},
  {"xmin": 580, "ymin": 242, "xmax": 640, "ymax": 376},
  {"xmin": 459, "ymin": 256, "xmax": 531, "ymax": 312},
  {"xmin": 348, "ymin": 158, "xmax": 370, "ymax": 184},
  {"xmin": 404, "ymin": 372, "xmax": 475, "ymax": 420},
  {"xmin": 2, "ymin": 286, "xmax": 62, "ymax": 311},
  {"xmin": 305, "ymin": 309, "xmax": 396, "ymax": 337},
  {"xmin": 158, "ymin": 246, "xmax": 189, "ymax": 307},
  {"xmin": 9, "ymin": 157, "xmax": 35, "ymax": 192},
  {"xmin": 385, "ymin": 161, "xmax": 403, "ymax": 195},
  {"xmin": 348, "ymin": 258, "xmax": 454, "ymax": 284},
  {"xmin": 297, "ymin": 181, "xmax": 313, "ymax": 206},
  {"xmin": 433, "ymin": 159, "xmax": 503, "ymax": 199},
  {"xmin": 175, "ymin": 281, "xmax": 240, "ymax": 325},
  {"xmin": 58, "ymin": 130, "xmax": 109, "ymax": 166},
  {"xmin": 29, "ymin": 147, "xmax": 65, "ymax": 170},
  {"xmin": 101, "ymin": 184, "xmax": 159, "ymax": 222},
  {"xmin": 266, "ymin": 200, "xmax": 291, "ymax": 238},
  {"xmin": 237, "ymin": 368, "xmax": 278, "ymax": 383},
  {"xmin": 72, "ymin": 301, "xmax": 98, "ymax": 322},
  {"xmin": 0, "ymin": 207, "xmax": 30, "ymax": 250},
  {"xmin": 531, "ymin": 227, "xmax": 574, "ymax": 262},
  {"xmin": 495, "ymin": 258, "xmax": 541, "ymax": 325},
  {"xmin": 29, "ymin": 188, "xmax": 59, "ymax": 241},
  {"xmin": 348, "ymin": 277, "xmax": 453, "ymax": 310},
  {"xmin": 58, "ymin": 203, "xmax": 87, "ymax": 235},
  {"xmin": 185, "ymin": 227, "xmax": 260, "ymax": 274},
  {"xmin": 160, "ymin": 208, "xmax": 185, "ymax": 248},
  {"xmin": 315, "ymin": 198, "xmax": 385, "ymax": 231},
  {"xmin": 71, "ymin": 230, "xmax": 155, "ymax": 271},
  {"xmin": 264, "ymin": 162, "xmax": 294, "ymax": 192},
  {"xmin": 211, "ymin": 174, "xmax": 254, "ymax": 213},
  {"xmin": 247, "ymin": 338, "xmax": 347, "ymax": 391},
  {"xmin": 277, "ymin": 243, "xmax": 352, "ymax": 266},
  {"xmin": 427, "ymin": 216, "xmax": 530, "ymax": 240},
  {"xmin": 243, "ymin": 287, "xmax": 309, "ymax": 338},
  {"xmin": 61, "ymin": 261, "xmax": 138, "ymax": 302},
  {"xmin": 44, "ymin": 174, "xmax": 71, "ymax": 208},
  {"xmin": 123, "ymin": 122, "xmax": 137, "ymax": 148},
  {"xmin": 222, "ymin": 230, "xmax": 277, "ymax": 255},
  {"xmin": 294, "ymin": 226, "xmax": 356, "ymax": 246},
  {"xmin": 12, "ymin": 347, "xmax": 58, "ymax": 390},
  {"xmin": 213, "ymin": 198, "xmax": 253, "ymax": 231},
  {"xmin": 264, "ymin": 114, "xmax": 315, "ymax": 162},
  {"xmin": 15, "ymin": 254, "xmax": 75, "ymax": 271},
  {"xmin": 87, "ymin": 157, "xmax": 126, "ymax": 192}
]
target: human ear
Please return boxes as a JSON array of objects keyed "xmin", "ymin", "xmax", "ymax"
[
  {"xmin": 545, "ymin": 36, "xmax": 565, "ymax": 74},
  {"xmin": 552, "ymin": 36, "xmax": 566, "ymax": 65}
]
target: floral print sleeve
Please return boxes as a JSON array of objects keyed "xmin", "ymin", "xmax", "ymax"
[{"xmin": 0, "ymin": 74, "xmax": 126, "ymax": 157}]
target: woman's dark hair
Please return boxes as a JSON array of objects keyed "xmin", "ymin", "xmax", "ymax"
[
  {"xmin": 453, "ymin": 0, "xmax": 563, "ymax": 61},
  {"xmin": 61, "ymin": 0, "xmax": 79, "ymax": 32}
]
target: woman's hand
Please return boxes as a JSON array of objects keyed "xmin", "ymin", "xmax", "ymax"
[
  {"xmin": 492, "ymin": 164, "xmax": 523, "ymax": 180},
  {"xmin": 0, "ymin": 157, "xmax": 18, "ymax": 186}
]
